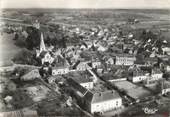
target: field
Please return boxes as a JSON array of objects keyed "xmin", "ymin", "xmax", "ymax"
[
  {"xmin": 0, "ymin": 33, "xmax": 21, "ymax": 65},
  {"xmin": 2, "ymin": 9, "xmax": 170, "ymax": 26},
  {"xmin": 113, "ymin": 81, "xmax": 151, "ymax": 100}
]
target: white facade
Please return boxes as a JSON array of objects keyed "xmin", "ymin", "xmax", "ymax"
[
  {"xmin": 92, "ymin": 61, "xmax": 101, "ymax": 68},
  {"xmin": 115, "ymin": 56, "xmax": 136, "ymax": 66},
  {"xmin": 97, "ymin": 46, "xmax": 107, "ymax": 52},
  {"xmin": 162, "ymin": 47, "xmax": 170, "ymax": 55},
  {"xmin": 166, "ymin": 66, "xmax": 170, "ymax": 72},
  {"xmin": 151, "ymin": 73, "xmax": 163, "ymax": 80},
  {"xmin": 76, "ymin": 62, "xmax": 91, "ymax": 71},
  {"xmin": 162, "ymin": 88, "xmax": 170, "ymax": 95},
  {"xmin": 132, "ymin": 73, "xmax": 162, "ymax": 83},
  {"xmin": 80, "ymin": 82, "xmax": 94, "ymax": 89},
  {"xmin": 52, "ymin": 68, "xmax": 69, "ymax": 75},
  {"xmin": 91, "ymin": 98, "xmax": 122, "ymax": 113},
  {"xmin": 132, "ymin": 75, "xmax": 147, "ymax": 83}
]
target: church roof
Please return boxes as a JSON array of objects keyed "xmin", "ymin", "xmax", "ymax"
[{"xmin": 40, "ymin": 33, "xmax": 46, "ymax": 53}]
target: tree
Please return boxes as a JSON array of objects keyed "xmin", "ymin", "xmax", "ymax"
[
  {"xmin": 14, "ymin": 33, "xmax": 27, "ymax": 48},
  {"xmin": 26, "ymin": 26, "xmax": 40, "ymax": 50},
  {"xmin": 12, "ymin": 48, "xmax": 38, "ymax": 65}
]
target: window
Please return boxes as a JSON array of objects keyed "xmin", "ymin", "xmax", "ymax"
[{"xmin": 116, "ymin": 101, "xmax": 118, "ymax": 106}]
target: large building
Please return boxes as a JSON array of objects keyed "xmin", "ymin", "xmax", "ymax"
[
  {"xmin": 67, "ymin": 78, "xmax": 122, "ymax": 114},
  {"xmin": 161, "ymin": 80, "xmax": 170, "ymax": 95},
  {"xmin": 84, "ymin": 90, "xmax": 122, "ymax": 113},
  {"xmin": 66, "ymin": 71, "xmax": 94, "ymax": 89},
  {"xmin": 52, "ymin": 66, "xmax": 69, "ymax": 76},
  {"xmin": 129, "ymin": 67, "xmax": 163, "ymax": 83},
  {"xmin": 105, "ymin": 53, "xmax": 136, "ymax": 66},
  {"xmin": 114, "ymin": 54, "xmax": 136, "ymax": 66},
  {"xmin": 36, "ymin": 33, "xmax": 54, "ymax": 65}
]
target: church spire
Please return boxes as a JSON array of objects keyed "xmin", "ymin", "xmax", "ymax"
[{"xmin": 40, "ymin": 33, "xmax": 46, "ymax": 53}]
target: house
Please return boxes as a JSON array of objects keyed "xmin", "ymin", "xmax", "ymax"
[
  {"xmin": 144, "ymin": 58, "xmax": 158, "ymax": 66},
  {"xmin": 162, "ymin": 47, "xmax": 170, "ymax": 55},
  {"xmin": 39, "ymin": 51, "xmax": 55, "ymax": 65},
  {"xmin": 84, "ymin": 90, "xmax": 122, "ymax": 114},
  {"xmin": 110, "ymin": 54, "xmax": 136, "ymax": 66},
  {"xmin": 143, "ymin": 75, "xmax": 160, "ymax": 85},
  {"xmin": 52, "ymin": 66, "xmax": 69, "ymax": 76},
  {"xmin": 128, "ymin": 67, "xmax": 149, "ymax": 83},
  {"xmin": 66, "ymin": 71, "xmax": 94, "ymax": 89},
  {"xmin": 161, "ymin": 80, "xmax": 170, "ymax": 95},
  {"xmin": 72, "ymin": 60, "xmax": 91, "ymax": 71},
  {"xmin": 151, "ymin": 68, "xmax": 163, "ymax": 80},
  {"xmin": 166, "ymin": 65, "xmax": 170, "ymax": 72},
  {"xmin": 115, "ymin": 54, "xmax": 136, "ymax": 66},
  {"xmin": 67, "ymin": 79, "xmax": 122, "ymax": 114},
  {"xmin": 129, "ymin": 66, "xmax": 162, "ymax": 83},
  {"xmin": 97, "ymin": 45, "xmax": 108, "ymax": 52},
  {"xmin": 105, "ymin": 57, "xmax": 114, "ymax": 65},
  {"xmin": 87, "ymin": 58, "xmax": 101, "ymax": 69},
  {"xmin": 91, "ymin": 61, "xmax": 101, "ymax": 68},
  {"xmin": 108, "ymin": 46, "xmax": 123, "ymax": 53}
]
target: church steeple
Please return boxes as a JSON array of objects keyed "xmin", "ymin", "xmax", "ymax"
[{"xmin": 40, "ymin": 33, "xmax": 46, "ymax": 53}]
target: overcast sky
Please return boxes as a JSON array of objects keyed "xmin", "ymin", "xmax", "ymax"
[{"xmin": 1, "ymin": 0, "xmax": 170, "ymax": 9}]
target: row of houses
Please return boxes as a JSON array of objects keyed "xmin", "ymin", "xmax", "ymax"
[{"xmin": 128, "ymin": 66, "xmax": 163, "ymax": 83}]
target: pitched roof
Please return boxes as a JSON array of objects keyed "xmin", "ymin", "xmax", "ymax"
[
  {"xmin": 67, "ymin": 78, "xmax": 88, "ymax": 97},
  {"xmin": 65, "ymin": 71, "xmax": 93, "ymax": 83},
  {"xmin": 39, "ymin": 51, "xmax": 48, "ymax": 58},
  {"xmin": 84, "ymin": 90, "xmax": 121, "ymax": 104},
  {"xmin": 152, "ymin": 68, "xmax": 162, "ymax": 74},
  {"xmin": 68, "ymin": 77, "xmax": 121, "ymax": 104},
  {"xmin": 162, "ymin": 80, "xmax": 170, "ymax": 89},
  {"xmin": 132, "ymin": 69, "xmax": 149, "ymax": 77}
]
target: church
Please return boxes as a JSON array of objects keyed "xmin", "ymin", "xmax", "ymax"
[{"xmin": 36, "ymin": 33, "xmax": 54, "ymax": 65}]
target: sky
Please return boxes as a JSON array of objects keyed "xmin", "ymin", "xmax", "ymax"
[{"xmin": 0, "ymin": 0, "xmax": 170, "ymax": 9}]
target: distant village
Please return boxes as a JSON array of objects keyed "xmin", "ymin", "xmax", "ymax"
[{"xmin": 0, "ymin": 18, "xmax": 170, "ymax": 117}]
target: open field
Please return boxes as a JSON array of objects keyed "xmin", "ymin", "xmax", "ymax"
[
  {"xmin": 2, "ymin": 9, "xmax": 170, "ymax": 26},
  {"xmin": 113, "ymin": 81, "xmax": 152, "ymax": 100},
  {"xmin": 0, "ymin": 33, "xmax": 21, "ymax": 64}
]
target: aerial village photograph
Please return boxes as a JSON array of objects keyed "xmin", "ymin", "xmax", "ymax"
[{"xmin": 0, "ymin": 0, "xmax": 170, "ymax": 117}]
